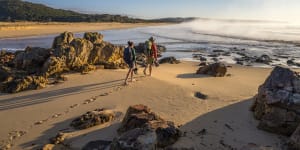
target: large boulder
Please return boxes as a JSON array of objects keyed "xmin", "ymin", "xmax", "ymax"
[
  {"xmin": 84, "ymin": 32, "xmax": 103, "ymax": 44},
  {"xmin": 251, "ymin": 66, "xmax": 300, "ymax": 136},
  {"xmin": 196, "ymin": 62, "xmax": 227, "ymax": 77},
  {"xmin": 13, "ymin": 47, "xmax": 52, "ymax": 74},
  {"xmin": 70, "ymin": 109, "xmax": 115, "ymax": 130},
  {"xmin": 114, "ymin": 104, "xmax": 181, "ymax": 149}
]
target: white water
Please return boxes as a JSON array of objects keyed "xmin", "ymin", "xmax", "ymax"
[{"xmin": 1, "ymin": 19, "xmax": 300, "ymax": 67}]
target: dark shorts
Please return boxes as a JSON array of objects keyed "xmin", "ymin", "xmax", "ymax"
[{"xmin": 126, "ymin": 61, "xmax": 134, "ymax": 68}]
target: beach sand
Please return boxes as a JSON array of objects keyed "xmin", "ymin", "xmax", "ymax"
[
  {"xmin": 0, "ymin": 61, "xmax": 295, "ymax": 150},
  {"xmin": 0, "ymin": 22, "xmax": 168, "ymax": 39}
]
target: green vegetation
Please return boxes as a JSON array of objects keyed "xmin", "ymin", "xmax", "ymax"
[
  {"xmin": 0, "ymin": 0, "xmax": 196, "ymax": 23},
  {"xmin": 0, "ymin": 0, "xmax": 144, "ymax": 22}
]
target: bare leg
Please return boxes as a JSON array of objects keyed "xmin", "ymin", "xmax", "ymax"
[
  {"xmin": 149, "ymin": 65, "xmax": 152, "ymax": 76},
  {"xmin": 130, "ymin": 69, "xmax": 134, "ymax": 82},
  {"xmin": 143, "ymin": 64, "xmax": 147, "ymax": 76},
  {"xmin": 124, "ymin": 68, "xmax": 132, "ymax": 85}
]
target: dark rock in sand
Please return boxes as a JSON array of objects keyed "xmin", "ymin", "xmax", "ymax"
[
  {"xmin": 287, "ymin": 59, "xmax": 300, "ymax": 67},
  {"xmin": 114, "ymin": 104, "xmax": 181, "ymax": 149},
  {"xmin": 159, "ymin": 57, "xmax": 180, "ymax": 64},
  {"xmin": 70, "ymin": 109, "xmax": 114, "ymax": 130},
  {"xmin": 255, "ymin": 54, "xmax": 272, "ymax": 65},
  {"xmin": 196, "ymin": 63, "xmax": 227, "ymax": 77},
  {"xmin": 251, "ymin": 66, "xmax": 300, "ymax": 136},
  {"xmin": 50, "ymin": 132, "xmax": 68, "ymax": 145}
]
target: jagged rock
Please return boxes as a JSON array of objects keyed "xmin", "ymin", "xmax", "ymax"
[
  {"xmin": 196, "ymin": 63, "xmax": 227, "ymax": 77},
  {"xmin": 88, "ymin": 42, "xmax": 125, "ymax": 69},
  {"xmin": 42, "ymin": 144, "xmax": 68, "ymax": 150},
  {"xmin": 289, "ymin": 125, "xmax": 300, "ymax": 150},
  {"xmin": 84, "ymin": 32, "xmax": 103, "ymax": 44},
  {"xmin": 159, "ymin": 57, "xmax": 180, "ymax": 64},
  {"xmin": 111, "ymin": 128, "xmax": 157, "ymax": 150},
  {"xmin": 116, "ymin": 104, "xmax": 181, "ymax": 148},
  {"xmin": 52, "ymin": 32, "xmax": 74, "ymax": 49},
  {"xmin": 82, "ymin": 140, "xmax": 112, "ymax": 150},
  {"xmin": 255, "ymin": 54, "xmax": 272, "ymax": 64},
  {"xmin": 66, "ymin": 38, "xmax": 93, "ymax": 69},
  {"xmin": 251, "ymin": 66, "xmax": 300, "ymax": 136},
  {"xmin": 3, "ymin": 75, "xmax": 48, "ymax": 93},
  {"xmin": 70, "ymin": 109, "xmax": 115, "ymax": 130},
  {"xmin": 42, "ymin": 57, "xmax": 67, "ymax": 77},
  {"xmin": 0, "ymin": 50, "xmax": 15, "ymax": 66}
]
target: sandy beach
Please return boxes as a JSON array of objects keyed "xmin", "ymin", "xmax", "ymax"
[
  {"xmin": 0, "ymin": 22, "xmax": 168, "ymax": 39},
  {"xmin": 0, "ymin": 61, "xmax": 296, "ymax": 150}
]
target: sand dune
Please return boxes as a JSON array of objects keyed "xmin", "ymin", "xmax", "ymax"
[{"xmin": 0, "ymin": 61, "xmax": 295, "ymax": 149}]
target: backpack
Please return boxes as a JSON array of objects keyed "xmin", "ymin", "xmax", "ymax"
[
  {"xmin": 144, "ymin": 40, "xmax": 153, "ymax": 57},
  {"xmin": 123, "ymin": 47, "xmax": 132, "ymax": 64}
]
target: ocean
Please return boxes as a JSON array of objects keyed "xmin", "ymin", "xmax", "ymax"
[{"xmin": 1, "ymin": 19, "xmax": 300, "ymax": 68}]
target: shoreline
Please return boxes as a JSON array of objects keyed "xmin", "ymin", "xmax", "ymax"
[{"xmin": 0, "ymin": 22, "xmax": 170, "ymax": 39}]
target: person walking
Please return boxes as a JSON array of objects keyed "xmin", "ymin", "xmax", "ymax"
[
  {"xmin": 123, "ymin": 41, "xmax": 136, "ymax": 85},
  {"xmin": 143, "ymin": 37, "xmax": 158, "ymax": 76}
]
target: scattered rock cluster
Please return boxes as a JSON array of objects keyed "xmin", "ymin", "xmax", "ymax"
[
  {"xmin": 196, "ymin": 62, "xmax": 227, "ymax": 77},
  {"xmin": 0, "ymin": 32, "xmax": 127, "ymax": 93},
  {"xmin": 83, "ymin": 104, "xmax": 181, "ymax": 150},
  {"xmin": 251, "ymin": 66, "xmax": 300, "ymax": 149}
]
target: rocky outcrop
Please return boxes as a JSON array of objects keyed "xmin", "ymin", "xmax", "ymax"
[
  {"xmin": 70, "ymin": 109, "xmax": 115, "ymax": 130},
  {"xmin": 196, "ymin": 62, "xmax": 227, "ymax": 77},
  {"xmin": 159, "ymin": 56, "xmax": 180, "ymax": 64},
  {"xmin": 111, "ymin": 104, "xmax": 181, "ymax": 149},
  {"xmin": 1, "ymin": 32, "xmax": 131, "ymax": 93},
  {"xmin": 251, "ymin": 66, "xmax": 300, "ymax": 149}
]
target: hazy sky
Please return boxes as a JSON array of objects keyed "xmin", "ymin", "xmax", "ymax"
[{"xmin": 25, "ymin": 0, "xmax": 300, "ymax": 22}]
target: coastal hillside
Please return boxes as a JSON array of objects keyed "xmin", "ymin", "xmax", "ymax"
[
  {"xmin": 0, "ymin": 0, "xmax": 144, "ymax": 22},
  {"xmin": 0, "ymin": 0, "xmax": 195, "ymax": 23}
]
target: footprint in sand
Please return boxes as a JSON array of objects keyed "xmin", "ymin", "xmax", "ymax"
[
  {"xmin": 70, "ymin": 104, "xmax": 79, "ymax": 108},
  {"xmin": 83, "ymin": 98, "xmax": 96, "ymax": 104},
  {"xmin": 99, "ymin": 93, "xmax": 109, "ymax": 97},
  {"xmin": 52, "ymin": 113, "xmax": 62, "ymax": 118}
]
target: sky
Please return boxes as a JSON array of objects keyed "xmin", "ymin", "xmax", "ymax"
[{"xmin": 25, "ymin": 0, "xmax": 300, "ymax": 22}]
